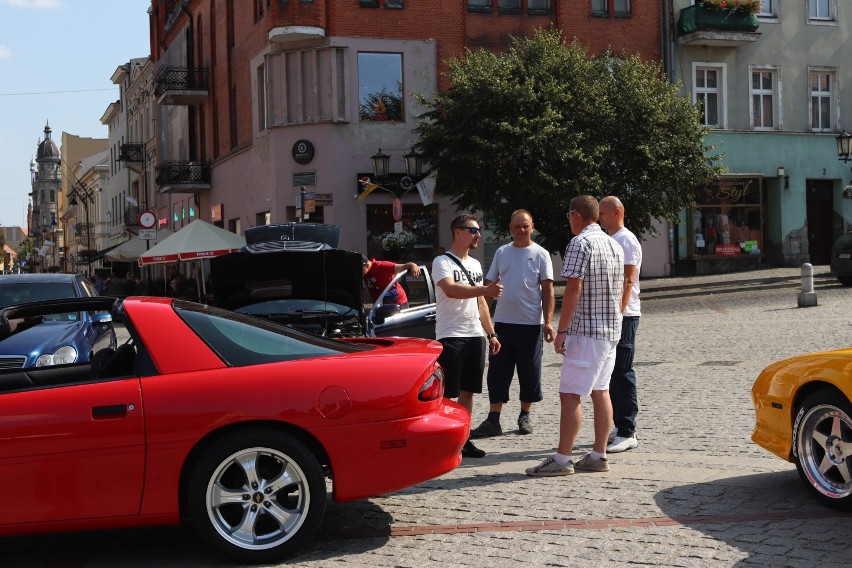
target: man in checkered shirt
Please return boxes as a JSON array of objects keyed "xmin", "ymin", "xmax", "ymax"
[{"xmin": 527, "ymin": 195, "xmax": 624, "ymax": 477}]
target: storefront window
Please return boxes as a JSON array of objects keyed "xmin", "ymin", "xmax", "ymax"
[
  {"xmin": 692, "ymin": 177, "xmax": 763, "ymax": 257},
  {"xmin": 366, "ymin": 204, "xmax": 438, "ymax": 264}
]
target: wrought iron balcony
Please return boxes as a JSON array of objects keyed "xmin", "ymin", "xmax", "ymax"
[
  {"xmin": 155, "ymin": 160, "xmax": 212, "ymax": 193},
  {"xmin": 118, "ymin": 143, "xmax": 144, "ymax": 163},
  {"xmin": 154, "ymin": 66, "xmax": 209, "ymax": 105},
  {"xmin": 124, "ymin": 206, "xmax": 142, "ymax": 228},
  {"xmin": 677, "ymin": 4, "xmax": 760, "ymax": 47}
]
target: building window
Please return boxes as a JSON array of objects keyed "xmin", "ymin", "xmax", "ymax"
[
  {"xmin": 528, "ymin": 0, "xmax": 551, "ymax": 11},
  {"xmin": 256, "ymin": 211, "xmax": 271, "ymax": 226},
  {"xmin": 254, "ymin": 0, "xmax": 264, "ymax": 20},
  {"xmin": 468, "ymin": 0, "xmax": 492, "ymax": 12},
  {"xmin": 385, "ymin": 0, "xmax": 403, "ymax": 7},
  {"xmin": 358, "ymin": 52, "xmax": 403, "ymax": 122},
  {"xmin": 228, "ymin": 217, "xmax": 242, "ymax": 235},
  {"xmin": 257, "ymin": 63, "xmax": 267, "ymax": 131},
  {"xmin": 758, "ymin": 0, "xmax": 776, "ymax": 17},
  {"xmin": 692, "ymin": 177, "xmax": 763, "ymax": 258},
  {"xmin": 498, "ymin": 0, "xmax": 521, "ymax": 13},
  {"xmin": 359, "ymin": 0, "xmax": 379, "ymax": 6},
  {"xmin": 592, "ymin": 0, "xmax": 629, "ymax": 16},
  {"xmin": 693, "ymin": 64, "xmax": 726, "ymax": 128},
  {"xmin": 809, "ymin": 0, "xmax": 836, "ymax": 21},
  {"xmin": 750, "ymin": 68, "xmax": 777, "ymax": 130},
  {"xmin": 810, "ymin": 69, "xmax": 835, "ymax": 132}
]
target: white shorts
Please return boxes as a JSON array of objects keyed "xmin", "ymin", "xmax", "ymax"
[{"xmin": 559, "ymin": 335, "xmax": 618, "ymax": 396}]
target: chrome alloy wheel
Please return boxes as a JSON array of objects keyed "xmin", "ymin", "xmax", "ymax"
[
  {"xmin": 205, "ymin": 446, "xmax": 311, "ymax": 550},
  {"xmin": 796, "ymin": 403, "xmax": 852, "ymax": 500}
]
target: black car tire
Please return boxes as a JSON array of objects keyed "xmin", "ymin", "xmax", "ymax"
[
  {"xmin": 188, "ymin": 429, "xmax": 327, "ymax": 563},
  {"xmin": 793, "ymin": 388, "xmax": 852, "ymax": 510},
  {"xmin": 838, "ymin": 276, "xmax": 852, "ymax": 286}
]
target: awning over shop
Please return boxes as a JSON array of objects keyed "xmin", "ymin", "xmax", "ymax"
[
  {"xmin": 104, "ymin": 229, "xmax": 174, "ymax": 262},
  {"xmin": 73, "ymin": 241, "xmax": 128, "ymax": 265}
]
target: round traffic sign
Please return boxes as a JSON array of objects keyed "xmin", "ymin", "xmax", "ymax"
[{"xmin": 138, "ymin": 210, "xmax": 157, "ymax": 229}]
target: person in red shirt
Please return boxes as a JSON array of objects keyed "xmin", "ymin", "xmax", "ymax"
[{"xmin": 362, "ymin": 257, "xmax": 421, "ymax": 308}]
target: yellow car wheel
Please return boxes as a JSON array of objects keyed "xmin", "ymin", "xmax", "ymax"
[{"xmin": 793, "ymin": 389, "xmax": 852, "ymax": 510}]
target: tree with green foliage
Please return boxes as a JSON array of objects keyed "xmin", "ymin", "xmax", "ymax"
[{"xmin": 414, "ymin": 29, "xmax": 724, "ymax": 253}]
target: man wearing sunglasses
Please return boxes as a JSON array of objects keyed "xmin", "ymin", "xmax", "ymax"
[{"xmin": 432, "ymin": 214, "xmax": 504, "ymax": 458}]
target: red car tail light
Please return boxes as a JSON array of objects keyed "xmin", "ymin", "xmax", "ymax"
[{"xmin": 418, "ymin": 365, "xmax": 444, "ymax": 401}]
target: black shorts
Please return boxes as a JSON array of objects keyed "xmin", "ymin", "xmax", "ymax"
[
  {"xmin": 438, "ymin": 336, "xmax": 486, "ymax": 399},
  {"xmin": 485, "ymin": 323, "xmax": 544, "ymax": 404}
]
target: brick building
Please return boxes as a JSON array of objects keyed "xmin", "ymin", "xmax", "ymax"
[{"xmin": 146, "ymin": 0, "xmax": 661, "ymax": 264}]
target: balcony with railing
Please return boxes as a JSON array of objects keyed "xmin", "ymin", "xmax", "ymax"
[
  {"xmin": 677, "ymin": 4, "xmax": 760, "ymax": 47},
  {"xmin": 155, "ymin": 160, "xmax": 212, "ymax": 193},
  {"xmin": 124, "ymin": 206, "xmax": 143, "ymax": 228},
  {"xmin": 154, "ymin": 66, "xmax": 209, "ymax": 105},
  {"xmin": 118, "ymin": 143, "xmax": 144, "ymax": 173}
]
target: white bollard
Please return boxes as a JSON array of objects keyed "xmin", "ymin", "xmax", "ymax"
[{"xmin": 798, "ymin": 262, "xmax": 818, "ymax": 307}]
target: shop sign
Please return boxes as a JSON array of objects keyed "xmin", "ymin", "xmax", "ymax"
[
  {"xmin": 714, "ymin": 244, "xmax": 742, "ymax": 255},
  {"xmin": 292, "ymin": 140, "xmax": 315, "ymax": 164},
  {"xmin": 696, "ymin": 177, "xmax": 761, "ymax": 206}
]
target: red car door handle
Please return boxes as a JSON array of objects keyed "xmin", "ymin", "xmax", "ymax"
[{"xmin": 92, "ymin": 405, "xmax": 127, "ymax": 419}]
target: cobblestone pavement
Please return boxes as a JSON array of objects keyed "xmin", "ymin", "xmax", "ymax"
[{"xmin": 3, "ymin": 267, "xmax": 852, "ymax": 567}]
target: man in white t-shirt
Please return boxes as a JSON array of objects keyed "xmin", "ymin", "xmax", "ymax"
[
  {"xmin": 470, "ymin": 209, "xmax": 554, "ymax": 439},
  {"xmin": 432, "ymin": 214, "xmax": 503, "ymax": 458},
  {"xmin": 598, "ymin": 195, "xmax": 642, "ymax": 453}
]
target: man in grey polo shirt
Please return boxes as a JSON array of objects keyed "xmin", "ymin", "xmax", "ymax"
[{"xmin": 471, "ymin": 209, "xmax": 554, "ymax": 439}]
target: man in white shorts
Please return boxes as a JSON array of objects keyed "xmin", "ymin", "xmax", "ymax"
[{"xmin": 526, "ymin": 195, "xmax": 624, "ymax": 477}]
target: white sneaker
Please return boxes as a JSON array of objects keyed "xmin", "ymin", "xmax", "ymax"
[
  {"xmin": 607, "ymin": 427, "xmax": 618, "ymax": 443},
  {"xmin": 607, "ymin": 435, "xmax": 638, "ymax": 453}
]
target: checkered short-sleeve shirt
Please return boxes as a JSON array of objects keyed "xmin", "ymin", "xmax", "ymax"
[{"xmin": 561, "ymin": 224, "xmax": 624, "ymax": 341}]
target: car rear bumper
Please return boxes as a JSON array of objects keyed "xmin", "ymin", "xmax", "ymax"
[{"xmin": 317, "ymin": 401, "xmax": 469, "ymax": 502}]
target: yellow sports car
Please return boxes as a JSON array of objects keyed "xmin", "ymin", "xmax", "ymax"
[{"xmin": 752, "ymin": 348, "xmax": 852, "ymax": 509}]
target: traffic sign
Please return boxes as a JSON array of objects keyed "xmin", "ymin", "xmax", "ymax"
[{"xmin": 138, "ymin": 210, "xmax": 157, "ymax": 229}]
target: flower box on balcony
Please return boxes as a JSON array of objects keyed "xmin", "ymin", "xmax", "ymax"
[{"xmin": 678, "ymin": 4, "xmax": 759, "ymax": 35}]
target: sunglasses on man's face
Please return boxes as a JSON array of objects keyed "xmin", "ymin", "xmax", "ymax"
[{"xmin": 459, "ymin": 226, "xmax": 481, "ymax": 235}]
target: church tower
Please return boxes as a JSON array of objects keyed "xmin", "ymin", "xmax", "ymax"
[{"xmin": 32, "ymin": 122, "xmax": 61, "ymax": 272}]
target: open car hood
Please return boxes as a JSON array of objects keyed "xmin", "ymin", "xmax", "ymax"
[{"xmin": 211, "ymin": 246, "xmax": 365, "ymax": 316}]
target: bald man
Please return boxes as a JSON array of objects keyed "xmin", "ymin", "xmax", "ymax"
[{"xmin": 598, "ymin": 195, "xmax": 642, "ymax": 453}]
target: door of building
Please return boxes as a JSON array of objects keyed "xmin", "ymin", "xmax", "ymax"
[{"xmin": 806, "ymin": 180, "xmax": 834, "ymax": 265}]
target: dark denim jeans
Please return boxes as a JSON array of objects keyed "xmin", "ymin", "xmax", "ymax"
[{"xmin": 610, "ymin": 316, "xmax": 639, "ymax": 437}]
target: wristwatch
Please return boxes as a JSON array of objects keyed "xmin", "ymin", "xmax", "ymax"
[{"xmin": 486, "ymin": 333, "xmax": 498, "ymax": 339}]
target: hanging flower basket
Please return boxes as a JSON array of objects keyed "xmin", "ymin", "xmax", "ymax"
[{"xmin": 678, "ymin": 3, "xmax": 760, "ymax": 34}]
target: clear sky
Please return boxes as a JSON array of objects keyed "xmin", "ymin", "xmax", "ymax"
[{"xmin": 0, "ymin": 0, "xmax": 151, "ymax": 230}]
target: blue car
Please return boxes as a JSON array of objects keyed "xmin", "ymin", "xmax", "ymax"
[{"xmin": 0, "ymin": 274, "xmax": 116, "ymax": 369}]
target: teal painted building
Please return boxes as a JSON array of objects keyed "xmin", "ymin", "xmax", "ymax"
[{"xmin": 666, "ymin": 0, "xmax": 852, "ymax": 275}]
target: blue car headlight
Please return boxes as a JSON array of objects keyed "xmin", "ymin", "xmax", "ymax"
[{"xmin": 35, "ymin": 345, "xmax": 78, "ymax": 367}]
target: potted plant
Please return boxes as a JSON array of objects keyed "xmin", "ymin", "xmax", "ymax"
[
  {"xmin": 679, "ymin": 0, "xmax": 760, "ymax": 34},
  {"xmin": 381, "ymin": 230, "xmax": 417, "ymax": 261},
  {"xmin": 699, "ymin": 0, "xmax": 760, "ymax": 15}
]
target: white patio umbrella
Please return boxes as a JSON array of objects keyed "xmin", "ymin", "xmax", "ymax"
[
  {"xmin": 138, "ymin": 220, "xmax": 246, "ymax": 266},
  {"xmin": 104, "ymin": 229, "xmax": 174, "ymax": 263},
  {"xmin": 138, "ymin": 220, "xmax": 246, "ymax": 299}
]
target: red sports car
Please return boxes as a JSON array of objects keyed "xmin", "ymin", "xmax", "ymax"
[{"xmin": 0, "ymin": 296, "xmax": 468, "ymax": 563}]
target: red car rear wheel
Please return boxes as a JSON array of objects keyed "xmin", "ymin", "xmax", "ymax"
[{"xmin": 188, "ymin": 429, "xmax": 327, "ymax": 562}]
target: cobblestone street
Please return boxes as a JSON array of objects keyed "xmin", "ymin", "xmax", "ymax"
[{"xmin": 3, "ymin": 268, "xmax": 851, "ymax": 567}]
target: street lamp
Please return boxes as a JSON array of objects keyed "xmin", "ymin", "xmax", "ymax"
[
  {"xmin": 69, "ymin": 186, "xmax": 94, "ymax": 267},
  {"xmin": 371, "ymin": 148, "xmax": 391, "ymax": 178},
  {"xmin": 837, "ymin": 131, "xmax": 852, "ymax": 162},
  {"xmin": 403, "ymin": 148, "xmax": 424, "ymax": 177}
]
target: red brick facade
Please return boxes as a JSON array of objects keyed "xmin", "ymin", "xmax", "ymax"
[{"xmin": 150, "ymin": 0, "xmax": 661, "ymax": 165}]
